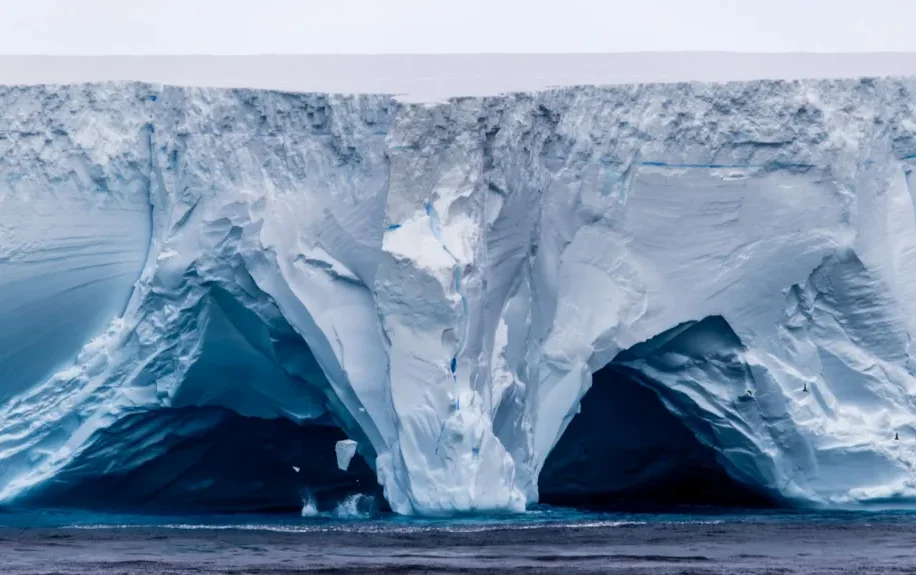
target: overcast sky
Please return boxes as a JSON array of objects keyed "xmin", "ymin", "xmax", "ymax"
[{"xmin": 2, "ymin": 0, "xmax": 916, "ymax": 54}]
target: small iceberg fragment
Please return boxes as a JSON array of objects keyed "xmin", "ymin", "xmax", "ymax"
[{"xmin": 335, "ymin": 439, "xmax": 358, "ymax": 471}]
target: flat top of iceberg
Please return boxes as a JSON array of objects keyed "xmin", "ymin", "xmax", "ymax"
[{"xmin": 2, "ymin": 53, "xmax": 916, "ymax": 102}]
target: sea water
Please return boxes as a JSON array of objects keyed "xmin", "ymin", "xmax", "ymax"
[{"xmin": 2, "ymin": 506, "xmax": 916, "ymax": 573}]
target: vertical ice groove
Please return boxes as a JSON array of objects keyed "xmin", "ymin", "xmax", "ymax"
[{"xmin": 424, "ymin": 199, "xmax": 469, "ymax": 375}]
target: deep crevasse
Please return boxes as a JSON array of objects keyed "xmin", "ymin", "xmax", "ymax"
[{"xmin": 3, "ymin": 80, "xmax": 916, "ymax": 514}]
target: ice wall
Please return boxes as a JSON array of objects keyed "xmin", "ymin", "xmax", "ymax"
[{"xmin": 3, "ymin": 79, "xmax": 916, "ymax": 515}]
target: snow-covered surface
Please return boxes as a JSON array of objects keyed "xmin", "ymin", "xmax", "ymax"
[
  {"xmin": 4, "ymin": 54, "xmax": 916, "ymax": 103},
  {"xmin": 4, "ymin": 73, "xmax": 916, "ymax": 515}
]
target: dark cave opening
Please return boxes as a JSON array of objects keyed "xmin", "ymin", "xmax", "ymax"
[
  {"xmin": 539, "ymin": 330, "xmax": 776, "ymax": 511},
  {"xmin": 14, "ymin": 279, "xmax": 389, "ymax": 516},
  {"xmin": 24, "ymin": 407, "xmax": 381, "ymax": 514}
]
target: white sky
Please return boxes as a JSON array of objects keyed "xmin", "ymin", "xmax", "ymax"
[{"xmin": 1, "ymin": 0, "xmax": 916, "ymax": 55}]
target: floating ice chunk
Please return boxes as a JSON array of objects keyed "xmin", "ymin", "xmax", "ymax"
[{"xmin": 335, "ymin": 440, "xmax": 358, "ymax": 471}]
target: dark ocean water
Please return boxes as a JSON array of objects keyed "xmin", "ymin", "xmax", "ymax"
[{"xmin": 2, "ymin": 506, "xmax": 916, "ymax": 574}]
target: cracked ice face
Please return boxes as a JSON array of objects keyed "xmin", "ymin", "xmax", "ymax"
[{"xmin": 5, "ymin": 79, "xmax": 916, "ymax": 515}]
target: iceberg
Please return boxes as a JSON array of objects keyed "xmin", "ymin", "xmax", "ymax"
[{"xmin": 3, "ymin": 78, "xmax": 916, "ymax": 515}]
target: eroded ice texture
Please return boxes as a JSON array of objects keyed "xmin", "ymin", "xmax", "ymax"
[{"xmin": 4, "ymin": 79, "xmax": 916, "ymax": 515}]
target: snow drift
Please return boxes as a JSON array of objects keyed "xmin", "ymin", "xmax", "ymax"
[{"xmin": 3, "ymin": 78, "xmax": 916, "ymax": 515}]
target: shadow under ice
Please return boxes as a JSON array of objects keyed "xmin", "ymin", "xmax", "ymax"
[
  {"xmin": 540, "ymin": 316, "xmax": 778, "ymax": 511},
  {"xmin": 21, "ymin": 407, "xmax": 380, "ymax": 514}
]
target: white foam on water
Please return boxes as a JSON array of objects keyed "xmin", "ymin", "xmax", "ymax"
[{"xmin": 300, "ymin": 495, "xmax": 319, "ymax": 518}]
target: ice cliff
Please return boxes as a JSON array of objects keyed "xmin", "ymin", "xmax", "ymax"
[{"xmin": 3, "ymin": 78, "xmax": 916, "ymax": 515}]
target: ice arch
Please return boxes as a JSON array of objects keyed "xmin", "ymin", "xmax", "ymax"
[
  {"xmin": 11, "ymin": 281, "xmax": 381, "ymax": 513},
  {"xmin": 0, "ymin": 87, "xmax": 397, "ymax": 511},
  {"xmin": 539, "ymin": 317, "xmax": 778, "ymax": 509},
  {"xmin": 0, "ymin": 271, "xmax": 382, "ymax": 512}
]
